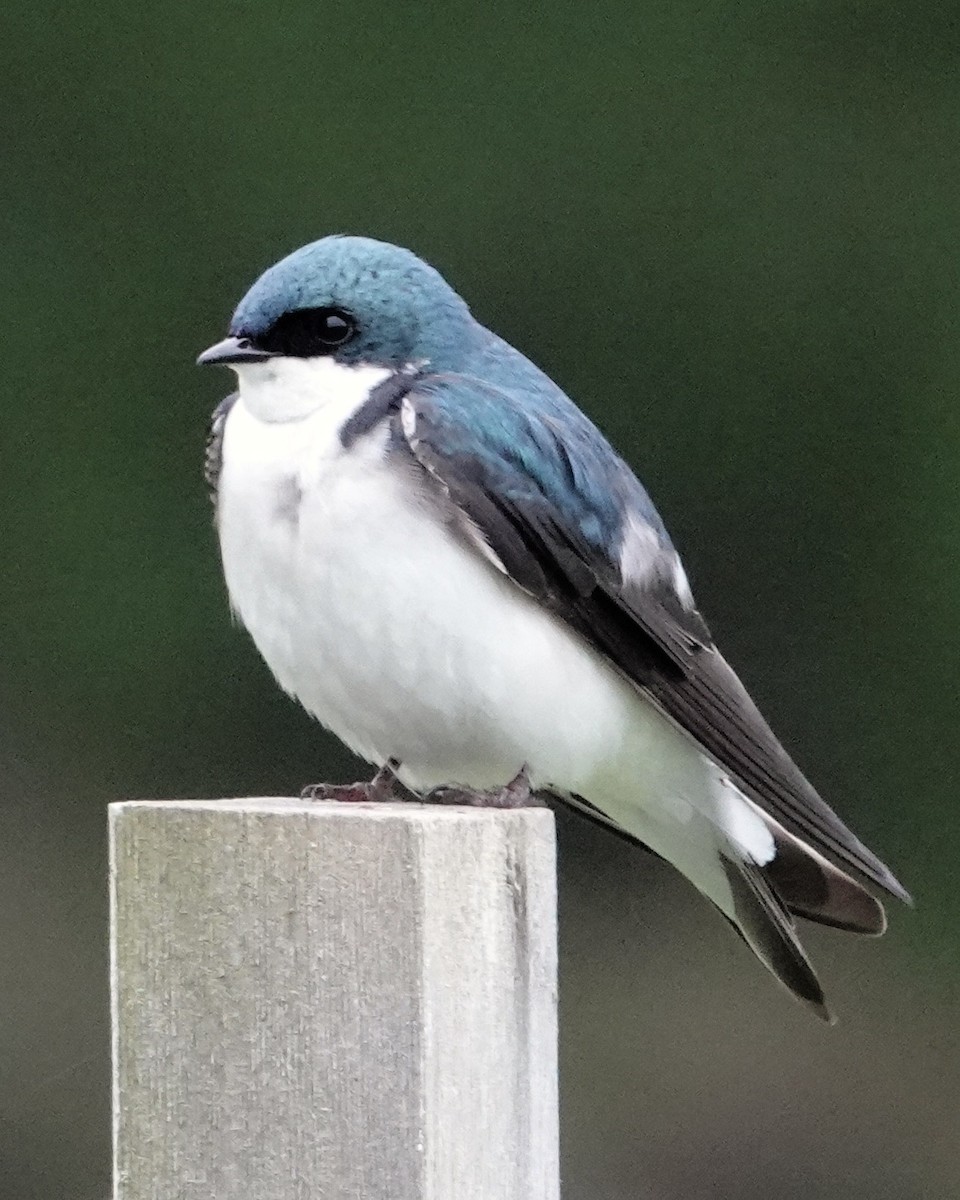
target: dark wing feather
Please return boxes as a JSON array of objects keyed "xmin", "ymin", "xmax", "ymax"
[
  {"xmin": 205, "ymin": 392, "xmax": 238, "ymax": 511},
  {"xmin": 398, "ymin": 376, "xmax": 909, "ymax": 903}
]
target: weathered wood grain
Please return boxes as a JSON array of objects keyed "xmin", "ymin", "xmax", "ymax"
[{"xmin": 110, "ymin": 798, "xmax": 559, "ymax": 1200}]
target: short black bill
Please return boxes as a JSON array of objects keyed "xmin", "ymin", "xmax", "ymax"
[{"xmin": 196, "ymin": 336, "xmax": 275, "ymax": 366}]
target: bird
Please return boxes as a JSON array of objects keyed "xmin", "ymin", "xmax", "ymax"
[{"xmin": 198, "ymin": 234, "xmax": 909, "ymax": 1020}]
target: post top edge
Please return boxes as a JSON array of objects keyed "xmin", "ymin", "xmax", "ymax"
[{"xmin": 108, "ymin": 797, "xmax": 557, "ymax": 826}]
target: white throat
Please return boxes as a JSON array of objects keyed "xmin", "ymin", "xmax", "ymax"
[{"xmin": 231, "ymin": 356, "xmax": 394, "ymax": 424}]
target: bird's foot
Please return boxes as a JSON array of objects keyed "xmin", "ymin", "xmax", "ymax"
[
  {"xmin": 301, "ymin": 758, "xmax": 402, "ymax": 804},
  {"xmin": 423, "ymin": 765, "xmax": 547, "ymax": 809}
]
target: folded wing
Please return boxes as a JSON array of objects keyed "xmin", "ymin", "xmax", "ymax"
[{"xmin": 395, "ymin": 372, "xmax": 908, "ymax": 905}]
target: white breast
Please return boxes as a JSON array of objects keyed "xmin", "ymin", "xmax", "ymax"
[
  {"xmin": 217, "ymin": 357, "xmax": 637, "ymax": 789},
  {"xmin": 215, "ymin": 356, "xmax": 772, "ymax": 912}
]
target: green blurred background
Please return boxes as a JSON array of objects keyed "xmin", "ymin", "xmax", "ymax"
[{"xmin": 1, "ymin": 0, "xmax": 959, "ymax": 1195}]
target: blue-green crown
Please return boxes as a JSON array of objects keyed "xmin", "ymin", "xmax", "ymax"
[{"xmin": 229, "ymin": 235, "xmax": 474, "ymax": 368}]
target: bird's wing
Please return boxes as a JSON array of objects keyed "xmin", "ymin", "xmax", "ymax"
[
  {"xmin": 395, "ymin": 372, "xmax": 908, "ymax": 902},
  {"xmin": 205, "ymin": 392, "xmax": 238, "ymax": 511}
]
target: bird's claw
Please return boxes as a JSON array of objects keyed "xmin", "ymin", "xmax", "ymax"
[
  {"xmin": 423, "ymin": 765, "xmax": 546, "ymax": 809},
  {"xmin": 300, "ymin": 758, "xmax": 402, "ymax": 804},
  {"xmin": 300, "ymin": 781, "xmax": 381, "ymax": 803}
]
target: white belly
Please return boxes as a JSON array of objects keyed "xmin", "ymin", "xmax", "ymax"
[
  {"xmin": 215, "ymin": 362, "xmax": 773, "ymax": 910},
  {"xmin": 218, "ymin": 391, "xmax": 648, "ymax": 793}
]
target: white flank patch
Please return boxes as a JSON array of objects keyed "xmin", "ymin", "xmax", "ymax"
[
  {"xmin": 619, "ymin": 510, "xmax": 697, "ymax": 610},
  {"xmin": 618, "ymin": 510, "xmax": 663, "ymax": 585},
  {"xmin": 671, "ymin": 556, "xmax": 695, "ymax": 609},
  {"xmin": 716, "ymin": 774, "xmax": 776, "ymax": 864}
]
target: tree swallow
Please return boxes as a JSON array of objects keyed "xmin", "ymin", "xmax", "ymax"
[{"xmin": 198, "ymin": 235, "xmax": 908, "ymax": 1019}]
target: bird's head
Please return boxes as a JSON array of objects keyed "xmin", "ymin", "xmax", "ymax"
[{"xmin": 198, "ymin": 236, "xmax": 473, "ymax": 382}]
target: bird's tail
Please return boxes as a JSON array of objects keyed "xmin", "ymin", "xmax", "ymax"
[
  {"xmin": 760, "ymin": 816, "xmax": 886, "ymax": 936},
  {"xmin": 718, "ymin": 849, "xmax": 833, "ymax": 1021},
  {"xmin": 558, "ymin": 787, "xmax": 887, "ymax": 1021},
  {"xmin": 717, "ymin": 822, "xmax": 887, "ymax": 1023}
]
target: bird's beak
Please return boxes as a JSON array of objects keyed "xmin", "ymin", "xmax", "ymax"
[{"xmin": 196, "ymin": 336, "xmax": 275, "ymax": 367}]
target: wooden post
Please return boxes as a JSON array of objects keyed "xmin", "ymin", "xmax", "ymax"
[{"xmin": 110, "ymin": 798, "xmax": 559, "ymax": 1200}]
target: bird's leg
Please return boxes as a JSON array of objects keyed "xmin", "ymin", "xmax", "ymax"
[
  {"xmin": 301, "ymin": 757, "xmax": 403, "ymax": 803},
  {"xmin": 423, "ymin": 764, "xmax": 547, "ymax": 809},
  {"xmin": 496, "ymin": 763, "xmax": 537, "ymax": 807}
]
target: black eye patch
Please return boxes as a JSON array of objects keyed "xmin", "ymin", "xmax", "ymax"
[{"xmin": 253, "ymin": 307, "xmax": 357, "ymax": 357}]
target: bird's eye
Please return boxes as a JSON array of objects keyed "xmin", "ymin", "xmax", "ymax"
[
  {"xmin": 312, "ymin": 309, "xmax": 355, "ymax": 345},
  {"xmin": 253, "ymin": 307, "xmax": 358, "ymax": 357}
]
